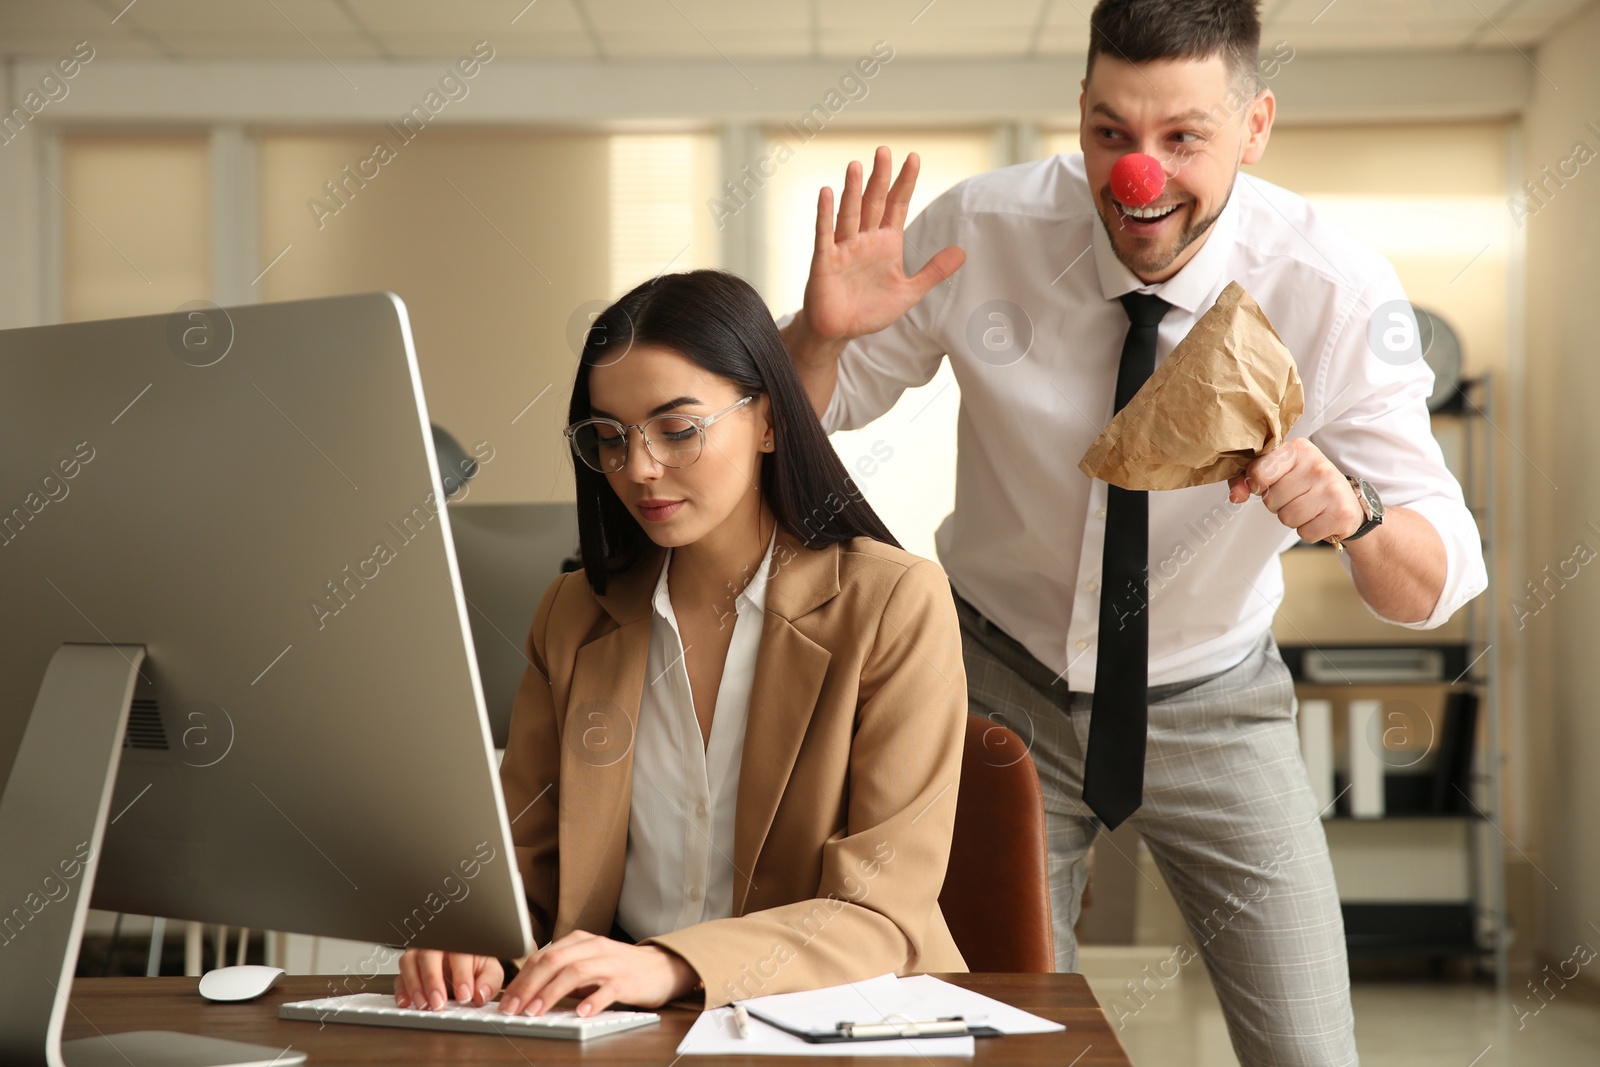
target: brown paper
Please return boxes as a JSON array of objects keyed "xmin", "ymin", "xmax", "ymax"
[{"xmin": 1078, "ymin": 281, "xmax": 1303, "ymax": 491}]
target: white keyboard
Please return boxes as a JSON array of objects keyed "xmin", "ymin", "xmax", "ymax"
[{"xmin": 278, "ymin": 993, "xmax": 659, "ymax": 1041}]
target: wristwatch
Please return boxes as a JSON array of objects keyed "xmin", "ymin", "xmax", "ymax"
[{"xmin": 1340, "ymin": 476, "xmax": 1385, "ymax": 543}]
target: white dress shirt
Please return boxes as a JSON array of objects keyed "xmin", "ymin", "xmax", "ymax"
[
  {"xmin": 815, "ymin": 152, "xmax": 1487, "ymax": 690},
  {"xmin": 615, "ymin": 525, "xmax": 777, "ymax": 940}
]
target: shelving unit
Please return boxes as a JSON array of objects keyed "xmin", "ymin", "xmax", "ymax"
[{"xmin": 1280, "ymin": 374, "xmax": 1506, "ymax": 987}]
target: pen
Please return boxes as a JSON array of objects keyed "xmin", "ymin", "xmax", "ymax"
[
  {"xmin": 733, "ymin": 1003, "xmax": 751, "ymax": 1038},
  {"xmin": 837, "ymin": 1016, "xmax": 970, "ymax": 1039}
]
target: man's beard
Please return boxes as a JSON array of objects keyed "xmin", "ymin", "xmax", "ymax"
[{"xmin": 1096, "ymin": 175, "xmax": 1234, "ymax": 277}]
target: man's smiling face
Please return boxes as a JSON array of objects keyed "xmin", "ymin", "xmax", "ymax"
[{"xmin": 1080, "ymin": 53, "xmax": 1274, "ymax": 282}]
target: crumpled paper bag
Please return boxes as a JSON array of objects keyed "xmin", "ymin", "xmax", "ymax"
[{"xmin": 1078, "ymin": 281, "xmax": 1303, "ymax": 491}]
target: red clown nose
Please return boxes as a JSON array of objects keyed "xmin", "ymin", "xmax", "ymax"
[{"xmin": 1110, "ymin": 153, "xmax": 1166, "ymax": 207}]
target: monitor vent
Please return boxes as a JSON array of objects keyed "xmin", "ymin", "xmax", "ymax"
[{"xmin": 123, "ymin": 697, "xmax": 169, "ymax": 750}]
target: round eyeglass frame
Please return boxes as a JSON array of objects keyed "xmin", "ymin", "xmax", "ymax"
[{"xmin": 563, "ymin": 394, "xmax": 756, "ymax": 473}]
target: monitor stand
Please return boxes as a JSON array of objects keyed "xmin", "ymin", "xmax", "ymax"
[{"xmin": 0, "ymin": 644, "xmax": 306, "ymax": 1067}]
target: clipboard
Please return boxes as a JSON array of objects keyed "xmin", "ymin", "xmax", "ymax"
[{"xmin": 740, "ymin": 1005, "xmax": 1003, "ymax": 1043}]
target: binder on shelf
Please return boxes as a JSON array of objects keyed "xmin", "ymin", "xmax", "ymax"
[
  {"xmin": 1299, "ymin": 698, "xmax": 1335, "ymax": 815},
  {"xmin": 1432, "ymin": 690, "xmax": 1480, "ymax": 815},
  {"xmin": 1347, "ymin": 699, "xmax": 1386, "ymax": 818}
]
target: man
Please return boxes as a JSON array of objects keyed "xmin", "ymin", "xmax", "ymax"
[{"xmin": 778, "ymin": 1, "xmax": 1486, "ymax": 1064}]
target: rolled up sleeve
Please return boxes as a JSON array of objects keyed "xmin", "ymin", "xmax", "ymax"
[{"xmin": 1309, "ymin": 270, "xmax": 1488, "ymax": 629}]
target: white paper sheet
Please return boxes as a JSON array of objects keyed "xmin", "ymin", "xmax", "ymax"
[
  {"xmin": 676, "ymin": 1005, "xmax": 976, "ymax": 1056},
  {"xmin": 897, "ymin": 975, "xmax": 1066, "ymax": 1035},
  {"xmin": 674, "ymin": 972, "xmax": 1064, "ymax": 1056}
]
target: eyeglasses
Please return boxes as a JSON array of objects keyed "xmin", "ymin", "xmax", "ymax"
[{"xmin": 564, "ymin": 395, "xmax": 755, "ymax": 474}]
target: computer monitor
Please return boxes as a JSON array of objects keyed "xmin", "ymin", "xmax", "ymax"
[{"xmin": 0, "ymin": 293, "xmax": 532, "ymax": 1066}]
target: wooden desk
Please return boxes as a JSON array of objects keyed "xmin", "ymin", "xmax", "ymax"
[{"xmin": 64, "ymin": 973, "xmax": 1132, "ymax": 1066}]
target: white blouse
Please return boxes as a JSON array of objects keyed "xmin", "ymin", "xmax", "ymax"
[{"xmin": 615, "ymin": 525, "xmax": 778, "ymax": 941}]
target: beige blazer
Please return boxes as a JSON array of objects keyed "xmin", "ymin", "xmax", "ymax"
[{"xmin": 499, "ymin": 524, "xmax": 969, "ymax": 1008}]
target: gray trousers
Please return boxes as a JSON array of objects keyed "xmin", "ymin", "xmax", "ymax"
[{"xmin": 952, "ymin": 588, "xmax": 1359, "ymax": 1067}]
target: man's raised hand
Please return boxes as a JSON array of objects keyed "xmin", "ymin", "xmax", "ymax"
[{"xmin": 800, "ymin": 146, "xmax": 966, "ymax": 344}]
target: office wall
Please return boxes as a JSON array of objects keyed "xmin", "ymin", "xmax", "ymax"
[
  {"xmin": 256, "ymin": 128, "xmax": 612, "ymax": 507},
  {"xmin": 1521, "ymin": 1, "xmax": 1600, "ymax": 976},
  {"xmin": 59, "ymin": 132, "xmax": 211, "ymax": 322}
]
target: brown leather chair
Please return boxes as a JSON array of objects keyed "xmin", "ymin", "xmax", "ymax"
[{"xmin": 937, "ymin": 715, "xmax": 1055, "ymax": 972}]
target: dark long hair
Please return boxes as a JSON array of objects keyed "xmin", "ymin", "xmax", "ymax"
[{"xmin": 566, "ymin": 269, "xmax": 900, "ymax": 595}]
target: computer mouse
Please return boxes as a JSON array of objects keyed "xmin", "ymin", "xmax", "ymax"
[{"xmin": 197, "ymin": 965, "xmax": 285, "ymax": 1002}]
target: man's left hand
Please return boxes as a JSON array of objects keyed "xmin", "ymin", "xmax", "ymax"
[{"xmin": 1228, "ymin": 438, "xmax": 1362, "ymax": 545}]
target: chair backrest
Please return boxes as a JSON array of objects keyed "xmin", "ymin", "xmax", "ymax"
[{"xmin": 937, "ymin": 715, "xmax": 1055, "ymax": 972}]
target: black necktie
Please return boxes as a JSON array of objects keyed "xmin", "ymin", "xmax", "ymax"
[{"xmin": 1082, "ymin": 291, "xmax": 1171, "ymax": 830}]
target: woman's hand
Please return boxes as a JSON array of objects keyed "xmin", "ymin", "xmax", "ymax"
[
  {"xmin": 394, "ymin": 949, "xmax": 503, "ymax": 1010},
  {"xmin": 500, "ymin": 931, "xmax": 699, "ymax": 1017}
]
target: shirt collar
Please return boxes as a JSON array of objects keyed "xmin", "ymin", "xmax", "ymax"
[
  {"xmin": 1091, "ymin": 180, "xmax": 1241, "ymax": 315},
  {"xmin": 651, "ymin": 523, "xmax": 779, "ymax": 622}
]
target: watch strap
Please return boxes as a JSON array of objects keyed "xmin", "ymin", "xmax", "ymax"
[{"xmin": 1341, "ymin": 477, "xmax": 1382, "ymax": 542}]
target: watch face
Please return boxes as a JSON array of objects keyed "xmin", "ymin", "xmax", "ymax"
[{"xmin": 1358, "ymin": 479, "xmax": 1384, "ymax": 521}]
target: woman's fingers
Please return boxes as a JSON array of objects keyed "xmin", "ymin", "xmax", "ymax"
[
  {"xmin": 496, "ymin": 940, "xmax": 689, "ymax": 1017},
  {"xmin": 503, "ymin": 934, "xmax": 606, "ymax": 1015},
  {"xmin": 574, "ymin": 980, "xmax": 620, "ymax": 1018},
  {"xmin": 471, "ymin": 956, "xmax": 504, "ymax": 1007},
  {"xmin": 416, "ymin": 949, "xmax": 449, "ymax": 1010},
  {"xmin": 395, "ymin": 950, "xmax": 503, "ymax": 1009},
  {"xmin": 394, "ymin": 953, "xmax": 418, "ymax": 1008},
  {"xmin": 523, "ymin": 957, "xmax": 607, "ymax": 1017},
  {"xmin": 402, "ymin": 950, "xmax": 431, "ymax": 1009},
  {"xmin": 500, "ymin": 953, "xmax": 559, "ymax": 1015},
  {"xmin": 446, "ymin": 952, "xmax": 480, "ymax": 1006},
  {"xmin": 422, "ymin": 953, "xmax": 454, "ymax": 1011}
]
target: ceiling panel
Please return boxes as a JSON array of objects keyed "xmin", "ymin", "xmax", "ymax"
[
  {"xmin": 1041, "ymin": 0, "xmax": 1096, "ymax": 27},
  {"xmin": 907, "ymin": 0, "xmax": 1046, "ymax": 28},
  {"xmin": 375, "ymin": 30, "xmax": 598, "ymax": 58},
  {"xmin": 878, "ymin": 29, "xmax": 1041, "ymax": 56},
  {"xmin": 345, "ymin": 0, "xmax": 586, "ymax": 34},
  {"xmin": 145, "ymin": 31, "xmax": 383, "ymax": 59},
  {"xmin": 24, "ymin": 34, "xmax": 168, "ymax": 59},
  {"xmin": 601, "ymin": 30, "xmax": 809, "ymax": 59},
  {"xmin": 816, "ymin": 0, "xmax": 951, "ymax": 30},
  {"xmin": 0, "ymin": 0, "xmax": 1587, "ymax": 60},
  {"xmin": 0, "ymin": 0, "xmax": 122, "ymax": 34},
  {"xmin": 586, "ymin": 0, "xmax": 809, "ymax": 32},
  {"xmin": 1466, "ymin": 11, "xmax": 1594, "ymax": 40},
  {"xmin": 1269, "ymin": 0, "xmax": 1438, "ymax": 23},
  {"xmin": 112, "ymin": 0, "xmax": 353, "ymax": 33}
]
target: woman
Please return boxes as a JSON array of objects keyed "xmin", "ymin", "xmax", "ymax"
[{"xmin": 397, "ymin": 269, "xmax": 968, "ymax": 1017}]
